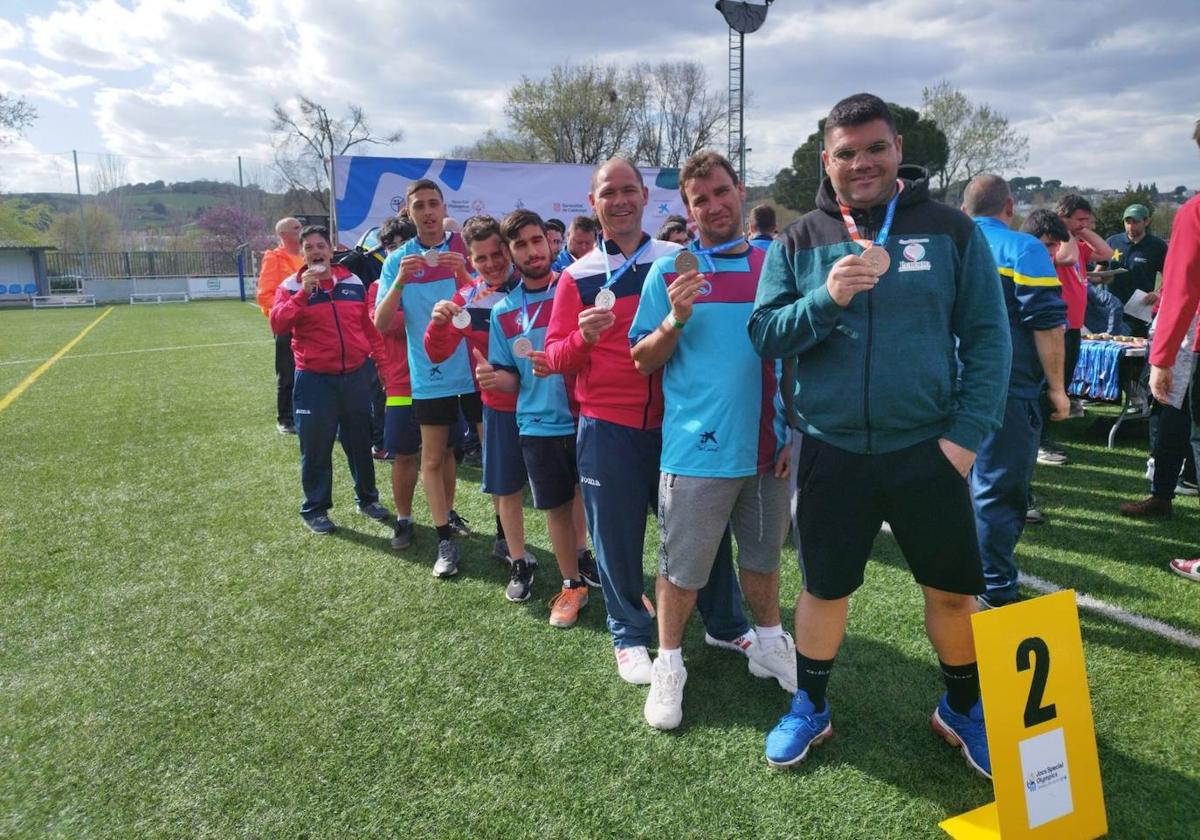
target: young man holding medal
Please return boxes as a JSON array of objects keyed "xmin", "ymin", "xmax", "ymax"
[
  {"xmin": 424, "ymin": 215, "xmax": 530, "ymax": 584},
  {"xmin": 544, "ymin": 157, "xmax": 755, "ymax": 684},
  {"xmin": 375, "ymin": 180, "xmax": 478, "ymax": 578},
  {"xmin": 270, "ymin": 225, "xmax": 394, "ymax": 534},
  {"xmin": 749, "ymin": 94, "xmax": 1011, "ymax": 775},
  {"xmin": 472, "ymin": 210, "xmax": 594, "ymax": 623},
  {"xmin": 630, "ymin": 151, "xmax": 794, "ymax": 730}
]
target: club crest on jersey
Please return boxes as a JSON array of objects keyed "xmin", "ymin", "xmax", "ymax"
[
  {"xmin": 698, "ymin": 280, "xmax": 713, "ymax": 297},
  {"xmin": 898, "ymin": 242, "xmax": 931, "ymax": 272}
]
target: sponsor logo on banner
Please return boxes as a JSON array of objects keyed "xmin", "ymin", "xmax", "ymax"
[
  {"xmin": 471, "ymin": 199, "xmax": 485, "ymax": 213},
  {"xmin": 898, "ymin": 241, "xmax": 931, "ymax": 273},
  {"xmin": 657, "ymin": 202, "xmax": 671, "ymax": 216}
]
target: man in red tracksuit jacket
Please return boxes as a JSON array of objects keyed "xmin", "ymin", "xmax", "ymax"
[
  {"xmin": 270, "ymin": 225, "xmax": 392, "ymax": 535},
  {"xmin": 1147, "ymin": 119, "xmax": 1200, "ymax": 582},
  {"xmin": 543, "ymin": 157, "xmax": 752, "ymax": 685}
]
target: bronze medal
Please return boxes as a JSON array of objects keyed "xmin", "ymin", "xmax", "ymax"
[
  {"xmin": 513, "ymin": 337, "xmax": 534, "ymax": 358},
  {"xmin": 862, "ymin": 246, "xmax": 890, "ymax": 276},
  {"xmin": 674, "ymin": 251, "xmax": 699, "ymax": 275}
]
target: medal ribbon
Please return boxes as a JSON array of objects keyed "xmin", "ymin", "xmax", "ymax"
[
  {"xmin": 599, "ymin": 237, "xmax": 654, "ymax": 291},
  {"xmin": 838, "ymin": 180, "xmax": 903, "ymax": 252},
  {"xmin": 690, "ymin": 236, "xmax": 748, "ymax": 273},
  {"xmin": 519, "ymin": 281, "xmax": 556, "ymax": 337}
]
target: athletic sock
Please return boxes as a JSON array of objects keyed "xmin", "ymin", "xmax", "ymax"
[
  {"xmin": 563, "ymin": 577, "xmax": 584, "ymax": 589},
  {"xmin": 396, "ymin": 516, "xmax": 410, "ymax": 526},
  {"xmin": 796, "ymin": 653, "xmax": 835, "ymax": 712},
  {"xmin": 658, "ymin": 647, "xmax": 684, "ymax": 669},
  {"xmin": 436, "ymin": 524, "xmax": 451, "ymax": 542},
  {"xmin": 495, "ymin": 515, "xmax": 504, "ymax": 540},
  {"xmin": 756, "ymin": 624, "xmax": 785, "ymax": 642},
  {"xmin": 940, "ymin": 660, "xmax": 981, "ymax": 714}
]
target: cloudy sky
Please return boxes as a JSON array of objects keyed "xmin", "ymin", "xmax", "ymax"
[{"xmin": 1, "ymin": 0, "xmax": 1198, "ymax": 196}]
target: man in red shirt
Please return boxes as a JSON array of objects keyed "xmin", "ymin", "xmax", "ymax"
[{"xmin": 1146, "ymin": 119, "xmax": 1200, "ymax": 582}]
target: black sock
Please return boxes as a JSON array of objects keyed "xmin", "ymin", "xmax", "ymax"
[
  {"xmin": 941, "ymin": 660, "xmax": 980, "ymax": 714},
  {"xmin": 796, "ymin": 653, "xmax": 835, "ymax": 712},
  {"xmin": 436, "ymin": 524, "xmax": 451, "ymax": 541},
  {"xmin": 495, "ymin": 515, "xmax": 505, "ymax": 540}
]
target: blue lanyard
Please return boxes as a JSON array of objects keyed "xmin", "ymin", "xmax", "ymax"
[
  {"xmin": 599, "ymin": 238, "xmax": 653, "ymax": 291},
  {"xmin": 520, "ymin": 282, "xmax": 555, "ymax": 335},
  {"xmin": 691, "ymin": 236, "xmax": 747, "ymax": 272}
]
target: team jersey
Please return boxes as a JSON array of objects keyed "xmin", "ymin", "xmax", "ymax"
[
  {"xmin": 377, "ymin": 232, "xmax": 475, "ymax": 399},
  {"xmin": 425, "ymin": 273, "xmax": 519, "ymax": 411},
  {"xmin": 631, "ymin": 244, "xmax": 785, "ymax": 477},
  {"xmin": 749, "ymin": 234, "xmax": 774, "ymax": 252},
  {"xmin": 491, "ymin": 278, "xmax": 575, "ymax": 437},
  {"xmin": 367, "ymin": 280, "xmax": 411, "ymax": 401}
]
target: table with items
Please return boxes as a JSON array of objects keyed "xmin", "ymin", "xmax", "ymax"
[{"xmin": 1070, "ymin": 335, "xmax": 1150, "ymax": 448}]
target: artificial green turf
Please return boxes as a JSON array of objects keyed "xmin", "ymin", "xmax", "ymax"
[{"xmin": 1, "ymin": 302, "xmax": 1197, "ymax": 838}]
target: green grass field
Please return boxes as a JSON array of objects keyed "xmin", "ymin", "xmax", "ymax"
[{"xmin": 1, "ymin": 301, "xmax": 1197, "ymax": 839}]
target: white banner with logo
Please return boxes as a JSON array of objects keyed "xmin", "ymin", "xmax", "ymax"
[{"xmin": 331, "ymin": 156, "xmax": 684, "ymax": 248}]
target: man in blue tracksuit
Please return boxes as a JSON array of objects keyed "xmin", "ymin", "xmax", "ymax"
[{"xmin": 966, "ymin": 175, "xmax": 1069, "ymax": 608}]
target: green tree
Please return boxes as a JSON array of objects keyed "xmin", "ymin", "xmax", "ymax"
[
  {"xmin": 1093, "ymin": 185, "xmax": 1170, "ymax": 240},
  {"xmin": 48, "ymin": 205, "xmax": 120, "ymax": 252},
  {"xmin": 0, "ymin": 198, "xmax": 53, "ymax": 245},
  {"xmin": 772, "ymin": 102, "xmax": 948, "ymax": 214},
  {"xmin": 0, "ymin": 93, "xmax": 35, "ymax": 145},
  {"xmin": 921, "ymin": 80, "xmax": 1029, "ymax": 200}
]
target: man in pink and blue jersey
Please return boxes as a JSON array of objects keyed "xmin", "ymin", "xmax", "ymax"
[
  {"xmin": 631, "ymin": 151, "xmax": 794, "ymax": 730},
  {"xmin": 375, "ymin": 178, "xmax": 478, "ymax": 578},
  {"xmin": 474, "ymin": 209, "xmax": 595, "ymax": 625},
  {"xmin": 544, "ymin": 157, "xmax": 754, "ymax": 686}
]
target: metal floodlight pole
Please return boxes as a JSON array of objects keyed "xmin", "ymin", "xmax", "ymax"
[
  {"xmin": 715, "ymin": 1, "xmax": 772, "ymax": 185},
  {"xmin": 72, "ymin": 150, "xmax": 92, "ymax": 282}
]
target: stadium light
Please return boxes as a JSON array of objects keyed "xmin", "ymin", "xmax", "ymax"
[{"xmin": 715, "ymin": 1, "xmax": 773, "ymax": 184}]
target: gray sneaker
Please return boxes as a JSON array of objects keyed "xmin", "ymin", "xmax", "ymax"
[
  {"xmin": 433, "ymin": 539, "xmax": 460, "ymax": 578},
  {"xmin": 391, "ymin": 518, "xmax": 414, "ymax": 550},
  {"xmin": 505, "ymin": 555, "xmax": 536, "ymax": 602},
  {"xmin": 447, "ymin": 509, "xmax": 471, "ymax": 537}
]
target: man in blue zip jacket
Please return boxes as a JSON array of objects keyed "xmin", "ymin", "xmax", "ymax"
[
  {"xmin": 748, "ymin": 93, "xmax": 1011, "ymax": 777},
  {"xmin": 965, "ymin": 175, "xmax": 1069, "ymax": 608}
]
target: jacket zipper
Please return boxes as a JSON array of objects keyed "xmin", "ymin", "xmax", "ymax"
[
  {"xmin": 859, "ymin": 208, "xmax": 875, "ymax": 453},
  {"xmin": 329, "ymin": 282, "xmax": 347, "ymax": 373}
]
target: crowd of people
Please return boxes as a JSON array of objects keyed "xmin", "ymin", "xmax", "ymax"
[{"xmin": 253, "ymin": 91, "xmax": 1200, "ymax": 772}]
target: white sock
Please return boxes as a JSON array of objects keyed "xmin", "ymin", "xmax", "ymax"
[
  {"xmin": 658, "ymin": 647, "xmax": 684, "ymax": 668},
  {"xmin": 756, "ymin": 624, "xmax": 785, "ymax": 642}
]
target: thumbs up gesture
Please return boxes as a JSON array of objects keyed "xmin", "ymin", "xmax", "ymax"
[{"xmin": 472, "ymin": 347, "xmax": 499, "ymax": 390}]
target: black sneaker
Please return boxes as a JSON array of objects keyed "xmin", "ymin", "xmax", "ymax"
[
  {"xmin": 277, "ymin": 422, "xmax": 297, "ymax": 435},
  {"xmin": 447, "ymin": 509, "xmax": 471, "ymax": 537},
  {"xmin": 577, "ymin": 548, "xmax": 601, "ymax": 588},
  {"xmin": 506, "ymin": 555, "xmax": 536, "ymax": 602},
  {"xmin": 391, "ymin": 518, "xmax": 414, "ymax": 550},
  {"xmin": 304, "ymin": 514, "xmax": 336, "ymax": 535}
]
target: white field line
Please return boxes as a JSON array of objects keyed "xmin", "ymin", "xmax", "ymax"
[
  {"xmin": 1021, "ymin": 572, "xmax": 1200, "ymax": 650},
  {"xmin": 0, "ymin": 339, "xmax": 268, "ymax": 366}
]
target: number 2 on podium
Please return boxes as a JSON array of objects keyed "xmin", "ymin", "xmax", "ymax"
[{"xmin": 1016, "ymin": 636, "xmax": 1057, "ymax": 728}]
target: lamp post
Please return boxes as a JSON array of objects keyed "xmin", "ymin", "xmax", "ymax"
[{"xmin": 714, "ymin": 1, "xmax": 773, "ymax": 184}]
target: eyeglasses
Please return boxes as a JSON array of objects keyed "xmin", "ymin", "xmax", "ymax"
[{"xmin": 828, "ymin": 141, "xmax": 894, "ymax": 167}]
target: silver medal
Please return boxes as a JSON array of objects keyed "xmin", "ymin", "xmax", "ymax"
[
  {"xmin": 451, "ymin": 310, "xmax": 471, "ymax": 330},
  {"xmin": 423, "ymin": 249, "xmax": 440, "ymax": 268},
  {"xmin": 674, "ymin": 251, "xmax": 699, "ymax": 275},
  {"xmin": 862, "ymin": 246, "xmax": 891, "ymax": 276},
  {"xmin": 595, "ymin": 288, "xmax": 616, "ymax": 311},
  {"xmin": 513, "ymin": 337, "xmax": 533, "ymax": 358}
]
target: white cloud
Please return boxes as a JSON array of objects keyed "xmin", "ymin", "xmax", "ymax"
[
  {"xmin": 0, "ymin": 18, "xmax": 23, "ymax": 51},
  {"xmin": 0, "ymin": 59, "xmax": 97, "ymax": 107}
]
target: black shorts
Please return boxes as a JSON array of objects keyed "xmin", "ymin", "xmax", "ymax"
[
  {"xmin": 791, "ymin": 433, "xmax": 983, "ymax": 599},
  {"xmin": 520, "ymin": 434, "xmax": 578, "ymax": 510},
  {"xmin": 412, "ymin": 392, "xmax": 482, "ymax": 427}
]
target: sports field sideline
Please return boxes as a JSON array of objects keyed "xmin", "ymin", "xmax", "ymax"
[{"xmin": 1, "ymin": 300, "xmax": 1196, "ymax": 838}]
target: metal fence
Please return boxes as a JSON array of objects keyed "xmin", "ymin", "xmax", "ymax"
[{"xmin": 46, "ymin": 251, "xmax": 238, "ymax": 279}]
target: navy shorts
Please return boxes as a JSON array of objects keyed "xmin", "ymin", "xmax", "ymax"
[
  {"xmin": 520, "ymin": 433, "xmax": 578, "ymax": 510},
  {"xmin": 383, "ymin": 403, "xmax": 421, "ymax": 455},
  {"xmin": 791, "ymin": 433, "xmax": 983, "ymax": 599},
  {"xmin": 482, "ymin": 406, "xmax": 527, "ymax": 495},
  {"xmin": 413, "ymin": 392, "xmax": 482, "ymax": 426}
]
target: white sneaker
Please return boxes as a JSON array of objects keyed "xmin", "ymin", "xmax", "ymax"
[
  {"xmin": 703, "ymin": 628, "xmax": 757, "ymax": 656},
  {"xmin": 615, "ymin": 645, "xmax": 652, "ymax": 685},
  {"xmin": 644, "ymin": 657, "xmax": 687, "ymax": 730},
  {"xmin": 748, "ymin": 632, "xmax": 798, "ymax": 694}
]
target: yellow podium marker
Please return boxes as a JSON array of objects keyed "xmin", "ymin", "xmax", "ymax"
[{"xmin": 940, "ymin": 590, "xmax": 1107, "ymax": 839}]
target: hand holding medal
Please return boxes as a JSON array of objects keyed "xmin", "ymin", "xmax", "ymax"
[
  {"xmin": 668, "ymin": 252, "xmax": 707, "ymax": 323},
  {"xmin": 301, "ymin": 260, "xmax": 326, "ymax": 294}
]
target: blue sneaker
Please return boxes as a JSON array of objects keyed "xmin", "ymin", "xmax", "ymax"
[
  {"xmin": 764, "ymin": 690, "xmax": 833, "ymax": 769},
  {"xmin": 304, "ymin": 514, "xmax": 336, "ymax": 535},
  {"xmin": 931, "ymin": 694, "xmax": 992, "ymax": 779},
  {"xmin": 358, "ymin": 501, "xmax": 392, "ymax": 522}
]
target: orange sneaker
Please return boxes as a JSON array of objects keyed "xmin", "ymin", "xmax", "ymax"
[{"xmin": 549, "ymin": 584, "xmax": 589, "ymax": 628}]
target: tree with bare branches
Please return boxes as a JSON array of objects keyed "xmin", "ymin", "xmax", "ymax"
[
  {"xmin": 270, "ymin": 96, "xmax": 403, "ymax": 211},
  {"xmin": 921, "ymin": 80, "xmax": 1029, "ymax": 200}
]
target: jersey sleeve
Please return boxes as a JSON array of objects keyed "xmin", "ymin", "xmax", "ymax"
[
  {"xmin": 489, "ymin": 307, "xmax": 517, "ymax": 372},
  {"xmin": 1012, "ymin": 239, "xmax": 1067, "ymax": 331},
  {"xmin": 543, "ymin": 268, "xmax": 592, "ymax": 374},
  {"xmin": 629, "ymin": 258, "xmax": 671, "ymax": 346}
]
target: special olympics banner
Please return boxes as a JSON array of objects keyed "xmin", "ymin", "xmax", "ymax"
[{"xmin": 332, "ymin": 156, "xmax": 684, "ymax": 248}]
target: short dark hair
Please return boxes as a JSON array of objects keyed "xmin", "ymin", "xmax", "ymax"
[
  {"xmin": 656, "ymin": 220, "xmax": 689, "ymax": 241},
  {"xmin": 961, "ymin": 174, "xmax": 1011, "ymax": 218},
  {"xmin": 544, "ymin": 217, "xmax": 566, "ymax": 234},
  {"xmin": 678, "ymin": 150, "xmax": 740, "ymax": 207},
  {"xmin": 300, "ymin": 224, "xmax": 330, "ymax": 245},
  {"xmin": 461, "ymin": 214, "xmax": 502, "ymax": 247},
  {"xmin": 406, "ymin": 178, "xmax": 443, "ymax": 202},
  {"xmin": 749, "ymin": 204, "xmax": 776, "ymax": 232},
  {"xmin": 378, "ymin": 216, "xmax": 415, "ymax": 248},
  {"xmin": 1055, "ymin": 194, "xmax": 1094, "ymax": 218},
  {"xmin": 591, "ymin": 157, "xmax": 644, "ymax": 191},
  {"xmin": 570, "ymin": 215, "xmax": 599, "ymax": 235},
  {"xmin": 824, "ymin": 93, "xmax": 896, "ymax": 138},
  {"xmin": 1021, "ymin": 209, "xmax": 1069, "ymax": 243},
  {"xmin": 500, "ymin": 209, "xmax": 547, "ymax": 244}
]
